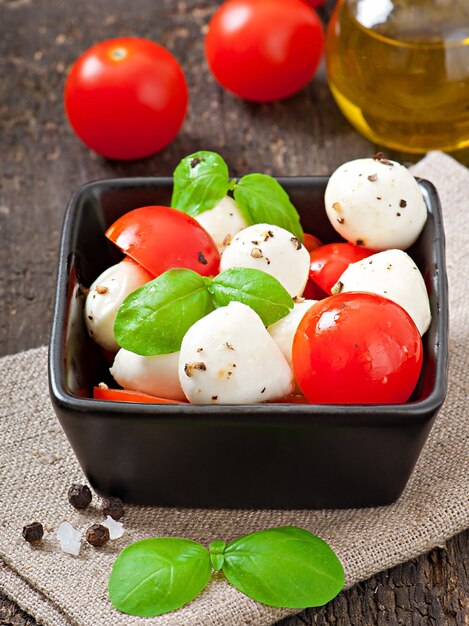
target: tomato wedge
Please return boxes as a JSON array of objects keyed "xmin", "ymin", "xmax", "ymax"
[
  {"xmin": 93, "ymin": 386, "xmax": 187, "ymax": 404},
  {"xmin": 105, "ymin": 205, "xmax": 220, "ymax": 278},
  {"xmin": 309, "ymin": 242, "xmax": 375, "ymax": 294}
]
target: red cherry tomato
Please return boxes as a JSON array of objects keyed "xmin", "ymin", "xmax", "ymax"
[
  {"xmin": 301, "ymin": 0, "xmax": 326, "ymax": 7},
  {"xmin": 93, "ymin": 386, "xmax": 187, "ymax": 404},
  {"xmin": 292, "ymin": 293, "xmax": 423, "ymax": 404},
  {"xmin": 303, "ymin": 232, "xmax": 323, "ymax": 253},
  {"xmin": 205, "ymin": 0, "xmax": 324, "ymax": 102},
  {"xmin": 309, "ymin": 242, "xmax": 375, "ymax": 294},
  {"xmin": 302, "ymin": 277, "xmax": 328, "ymax": 301},
  {"xmin": 64, "ymin": 38, "xmax": 188, "ymax": 160},
  {"xmin": 106, "ymin": 206, "xmax": 220, "ymax": 278}
]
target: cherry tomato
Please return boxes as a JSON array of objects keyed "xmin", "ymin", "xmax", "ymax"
[
  {"xmin": 106, "ymin": 205, "xmax": 220, "ymax": 278},
  {"xmin": 292, "ymin": 293, "xmax": 423, "ymax": 404},
  {"xmin": 205, "ymin": 0, "xmax": 324, "ymax": 102},
  {"xmin": 309, "ymin": 242, "xmax": 375, "ymax": 294},
  {"xmin": 301, "ymin": 0, "xmax": 326, "ymax": 7},
  {"xmin": 303, "ymin": 232, "xmax": 323, "ymax": 253},
  {"xmin": 93, "ymin": 387, "xmax": 187, "ymax": 404},
  {"xmin": 64, "ymin": 38, "xmax": 188, "ymax": 160},
  {"xmin": 302, "ymin": 277, "xmax": 328, "ymax": 301}
]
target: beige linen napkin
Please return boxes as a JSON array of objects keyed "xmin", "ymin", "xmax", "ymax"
[{"xmin": 0, "ymin": 151, "xmax": 468, "ymax": 626}]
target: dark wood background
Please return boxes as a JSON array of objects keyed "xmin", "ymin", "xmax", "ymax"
[{"xmin": 0, "ymin": 1, "xmax": 467, "ymax": 624}]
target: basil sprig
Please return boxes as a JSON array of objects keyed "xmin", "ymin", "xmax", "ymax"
[
  {"xmin": 114, "ymin": 267, "xmax": 293, "ymax": 356},
  {"xmin": 171, "ymin": 151, "xmax": 303, "ymax": 240},
  {"xmin": 108, "ymin": 526, "xmax": 344, "ymax": 617}
]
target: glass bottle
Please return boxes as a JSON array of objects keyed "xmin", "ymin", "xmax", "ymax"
[{"xmin": 325, "ymin": 0, "xmax": 469, "ymax": 153}]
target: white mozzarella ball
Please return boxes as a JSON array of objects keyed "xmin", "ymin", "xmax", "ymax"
[
  {"xmin": 84, "ymin": 260, "xmax": 152, "ymax": 352},
  {"xmin": 332, "ymin": 249, "xmax": 431, "ymax": 335},
  {"xmin": 178, "ymin": 301, "xmax": 294, "ymax": 404},
  {"xmin": 110, "ymin": 348, "xmax": 186, "ymax": 401},
  {"xmin": 195, "ymin": 195, "xmax": 248, "ymax": 253},
  {"xmin": 220, "ymin": 223, "xmax": 310, "ymax": 297},
  {"xmin": 268, "ymin": 300, "xmax": 317, "ymax": 366},
  {"xmin": 325, "ymin": 157, "xmax": 427, "ymax": 250}
]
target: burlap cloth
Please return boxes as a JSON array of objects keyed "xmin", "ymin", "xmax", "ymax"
[{"xmin": 0, "ymin": 151, "xmax": 468, "ymax": 626}]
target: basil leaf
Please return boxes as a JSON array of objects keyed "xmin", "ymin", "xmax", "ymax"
[
  {"xmin": 171, "ymin": 151, "xmax": 230, "ymax": 217},
  {"xmin": 234, "ymin": 174, "xmax": 304, "ymax": 241},
  {"xmin": 108, "ymin": 538, "xmax": 211, "ymax": 617},
  {"xmin": 210, "ymin": 268, "xmax": 293, "ymax": 326},
  {"xmin": 114, "ymin": 269, "xmax": 214, "ymax": 356},
  {"xmin": 222, "ymin": 526, "xmax": 344, "ymax": 608}
]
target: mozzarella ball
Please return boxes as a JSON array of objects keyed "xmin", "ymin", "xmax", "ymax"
[
  {"xmin": 110, "ymin": 348, "xmax": 186, "ymax": 401},
  {"xmin": 268, "ymin": 300, "xmax": 317, "ymax": 366},
  {"xmin": 325, "ymin": 157, "xmax": 427, "ymax": 250},
  {"xmin": 84, "ymin": 259, "xmax": 153, "ymax": 351},
  {"xmin": 195, "ymin": 195, "xmax": 248, "ymax": 253},
  {"xmin": 332, "ymin": 249, "xmax": 431, "ymax": 335},
  {"xmin": 220, "ymin": 223, "xmax": 310, "ymax": 297},
  {"xmin": 179, "ymin": 301, "xmax": 294, "ymax": 404}
]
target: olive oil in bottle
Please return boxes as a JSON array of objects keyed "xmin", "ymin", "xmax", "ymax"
[{"xmin": 326, "ymin": 0, "xmax": 469, "ymax": 153}]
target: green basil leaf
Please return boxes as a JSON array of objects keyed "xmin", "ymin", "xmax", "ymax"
[
  {"xmin": 210, "ymin": 268, "xmax": 293, "ymax": 326},
  {"xmin": 108, "ymin": 538, "xmax": 211, "ymax": 617},
  {"xmin": 171, "ymin": 151, "xmax": 230, "ymax": 217},
  {"xmin": 223, "ymin": 526, "xmax": 344, "ymax": 609},
  {"xmin": 233, "ymin": 174, "xmax": 304, "ymax": 241},
  {"xmin": 114, "ymin": 269, "xmax": 214, "ymax": 356}
]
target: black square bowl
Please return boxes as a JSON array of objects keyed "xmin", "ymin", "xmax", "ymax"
[{"xmin": 48, "ymin": 177, "xmax": 448, "ymax": 509}]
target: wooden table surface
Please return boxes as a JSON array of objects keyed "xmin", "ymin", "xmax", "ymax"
[{"xmin": 1, "ymin": 1, "xmax": 467, "ymax": 625}]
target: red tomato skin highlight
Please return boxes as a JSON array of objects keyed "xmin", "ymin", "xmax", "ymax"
[
  {"xmin": 205, "ymin": 0, "xmax": 324, "ymax": 102},
  {"xmin": 292, "ymin": 293, "xmax": 423, "ymax": 405},
  {"xmin": 64, "ymin": 38, "xmax": 188, "ymax": 160},
  {"xmin": 309, "ymin": 242, "xmax": 375, "ymax": 294},
  {"xmin": 105, "ymin": 205, "xmax": 220, "ymax": 278}
]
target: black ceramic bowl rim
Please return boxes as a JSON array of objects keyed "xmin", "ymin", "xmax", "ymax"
[{"xmin": 48, "ymin": 176, "xmax": 449, "ymax": 425}]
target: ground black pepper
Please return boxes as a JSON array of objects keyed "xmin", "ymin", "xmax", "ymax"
[
  {"xmin": 22, "ymin": 522, "xmax": 43, "ymax": 545},
  {"xmin": 85, "ymin": 524, "xmax": 110, "ymax": 547},
  {"xmin": 101, "ymin": 496, "xmax": 125, "ymax": 521},
  {"xmin": 68, "ymin": 484, "xmax": 92, "ymax": 510}
]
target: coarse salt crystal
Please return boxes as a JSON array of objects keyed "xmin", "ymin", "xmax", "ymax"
[
  {"xmin": 56, "ymin": 521, "xmax": 83, "ymax": 556},
  {"xmin": 101, "ymin": 515, "xmax": 124, "ymax": 540}
]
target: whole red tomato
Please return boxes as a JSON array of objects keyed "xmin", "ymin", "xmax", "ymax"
[
  {"xmin": 105, "ymin": 205, "xmax": 220, "ymax": 278},
  {"xmin": 205, "ymin": 0, "xmax": 324, "ymax": 102},
  {"xmin": 64, "ymin": 38, "xmax": 188, "ymax": 160},
  {"xmin": 292, "ymin": 293, "xmax": 423, "ymax": 404},
  {"xmin": 309, "ymin": 242, "xmax": 375, "ymax": 294}
]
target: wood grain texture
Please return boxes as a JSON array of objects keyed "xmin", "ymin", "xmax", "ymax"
[{"xmin": 0, "ymin": 1, "xmax": 467, "ymax": 625}]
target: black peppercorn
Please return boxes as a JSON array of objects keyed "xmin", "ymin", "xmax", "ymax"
[
  {"xmin": 68, "ymin": 483, "xmax": 92, "ymax": 509},
  {"xmin": 22, "ymin": 522, "xmax": 44, "ymax": 545},
  {"xmin": 101, "ymin": 496, "xmax": 124, "ymax": 520},
  {"xmin": 85, "ymin": 524, "xmax": 110, "ymax": 547}
]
